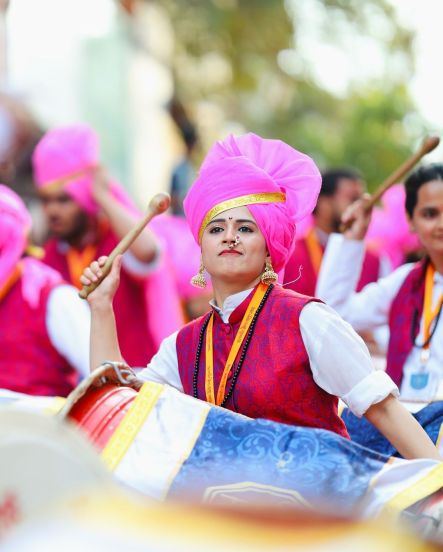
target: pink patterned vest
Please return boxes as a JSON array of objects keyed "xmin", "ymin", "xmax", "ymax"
[
  {"xmin": 43, "ymin": 228, "xmax": 156, "ymax": 366},
  {"xmin": 284, "ymin": 234, "xmax": 381, "ymax": 295},
  {"xmin": 176, "ymin": 285, "xmax": 349, "ymax": 438},
  {"xmin": 386, "ymin": 259, "xmax": 427, "ymax": 386},
  {"xmin": 0, "ymin": 262, "xmax": 78, "ymax": 396}
]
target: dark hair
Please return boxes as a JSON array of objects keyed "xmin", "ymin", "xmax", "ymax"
[
  {"xmin": 320, "ymin": 168, "xmax": 363, "ymax": 197},
  {"xmin": 404, "ymin": 163, "xmax": 443, "ymax": 217}
]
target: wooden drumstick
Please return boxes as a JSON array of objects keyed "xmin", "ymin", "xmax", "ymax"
[
  {"xmin": 78, "ymin": 192, "xmax": 171, "ymax": 300},
  {"xmin": 341, "ymin": 135, "xmax": 440, "ymax": 231}
]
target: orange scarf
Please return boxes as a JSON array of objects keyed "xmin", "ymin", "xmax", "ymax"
[
  {"xmin": 305, "ymin": 228, "xmax": 323, "ymax": 276},
  {"xmin": 0, "ymin": 263, "xmax": 23, "ymax": 303},
  {"xmin": 66, "ymin": 244, "xmax": 98, "ymax": 289}
]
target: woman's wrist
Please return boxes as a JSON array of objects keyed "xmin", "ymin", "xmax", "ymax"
[{"xmin": 88, "ymin": 296, "xmax": 114, "ymax": 313}]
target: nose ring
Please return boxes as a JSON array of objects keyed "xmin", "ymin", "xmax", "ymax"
[{"xmin": 228, "ymin": 235, "xmax": 240, "ymax": 249}]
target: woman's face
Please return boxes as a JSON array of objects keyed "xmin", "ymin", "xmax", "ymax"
[
  {"xmin": 410, "ymin": 180, "xmax": 443, "ymax": 259},
  {"xmin": 201, "ymin": 205, "xmax": 269, "ymax": 285}
]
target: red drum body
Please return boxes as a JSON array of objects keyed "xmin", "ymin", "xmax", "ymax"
[{"xmin": 67, "ymin": 383, "xmax": 138, "ymax": 451}]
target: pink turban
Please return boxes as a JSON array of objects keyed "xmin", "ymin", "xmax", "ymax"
[
  {"xmin": 32, "ymin": 124, "xmax": 136, "ymax": 215},
  {"xmin": 183, "ymin": 133, "xmax": 321, "ymax": 272},
  {"xmin": 0, "ymin": 184, "xmax": 31, "ymax": 289}
]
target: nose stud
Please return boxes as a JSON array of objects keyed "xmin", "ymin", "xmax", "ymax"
[{"xmin": 228, "ymin": 235, "xmax": 240, "ymax": 249}]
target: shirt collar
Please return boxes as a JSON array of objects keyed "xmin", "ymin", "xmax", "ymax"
[{"xmin": 209, "ymin": 288, "xmax": 254, "ymax": 324}]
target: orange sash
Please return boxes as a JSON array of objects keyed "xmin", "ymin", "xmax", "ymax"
[
  {"xmin": 420, "ymin": 263, "xmax": 443, "ymax": 363},
  {"xmin": 305, "ymin": 228, "xmax": 323, "ymax": 276},
  {"xmin": 66, "ymin": 245, "xmax": 98, "ymax": 289},
  {"xmin": 204, "ymin": 283, "xmax": 268, "ymax": 405}
]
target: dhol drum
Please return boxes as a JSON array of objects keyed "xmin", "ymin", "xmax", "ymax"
[{"xmin": 58, "ymin": 362, "xmax": 143, "ymax": 451}]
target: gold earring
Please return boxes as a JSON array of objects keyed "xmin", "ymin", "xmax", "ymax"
[
  {"xmin": 190, "ymin": 258, "xmax": 207, "ymax": 288},
  {"xmin": 261, "ymin": 260, "xmax": 278, "ymax": 285}
]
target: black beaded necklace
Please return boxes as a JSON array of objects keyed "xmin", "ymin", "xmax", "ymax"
[{"xmin": 193, "ymin": 284, "xmax": 273, "ymax": 407}]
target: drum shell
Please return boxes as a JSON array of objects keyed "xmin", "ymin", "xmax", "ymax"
[{"xmin": 68, "ymin": 383, "xmax": 138, "ymax": 451}]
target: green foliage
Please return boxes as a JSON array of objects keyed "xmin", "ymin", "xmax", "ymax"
[{"xmin": 159, "ymin": 0, "xmax": 426, "ymax": 189}]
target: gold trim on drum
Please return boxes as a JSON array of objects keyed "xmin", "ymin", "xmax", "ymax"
[{"xmin": 101, "ymin": 381, "xmax": 164, "ymax": 471}]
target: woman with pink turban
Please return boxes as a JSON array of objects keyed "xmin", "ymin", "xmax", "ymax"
[
  {"xmin": 81, "ymin": 133, "xmax": 439, "ymax": 459},
  {"xmin": 0, "ymin": 185, "xmax": 90, "ymax": 396}
]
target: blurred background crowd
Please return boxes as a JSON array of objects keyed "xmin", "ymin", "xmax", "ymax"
[
  {"xmin": 1, "ymin": 0, "xmax": 442, "ymax": 363},
  {"xmin": 2, "ymin": 0, "xmax": 442, "ymax": 207}
]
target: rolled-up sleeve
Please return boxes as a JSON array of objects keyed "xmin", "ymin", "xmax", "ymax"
[{"xmin": 300, "ymin": 302, "xmax": 399, "ymax": 417}]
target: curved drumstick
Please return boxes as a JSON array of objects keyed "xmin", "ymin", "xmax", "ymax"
[
  {"xmin": 78, "ymin": 192, "xmax": 171, "ymax": 300},
  {"xmin": 368, "ymin": 135, "xmax": 440, "ymax": 208},
  {"xmin": 341, "ymin": 135, "xmax": 440, "ymax": 231}
]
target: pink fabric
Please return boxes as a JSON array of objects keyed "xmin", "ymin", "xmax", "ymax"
[
  {"xmin": 0, "ymin": 259, "xmax": 77, "ymax": 396},
  {"xmin": 0, "ymin": 185, "xmax": 31, "ymax": 290},
  {"xmin": 150, "ymin": 215, "xmax": 213, "ymax": 300},
  {"xmin": 183, "ymin": 133, "xmax": 321, "ymax": 272},
  {"xmin": 33, "ymin": 124, "xmax": 184, "ymax": 348},
  {"xmin": 32, "ymin": 124, "xmax": 137, "ymax": 216},
  {"xmin": 21, "ymin": 257, "xmax": 62, "ymax": 309},
  {"xmin": 367, "ymin": 184, "xmax": 420, "ymax": 269},
  {"xmin": 295, "ymin": 213, "xmax": 314, "ymax": 239}
]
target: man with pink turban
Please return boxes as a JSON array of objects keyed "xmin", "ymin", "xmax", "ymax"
[
  {"xmin": 81, "ymin": 133, "xmax": 440, "ymax": 460},
  {"xmin": 33, "ymin": 124, "xmax": 183, "ymax": 367},
  {"xmin": 0, "ymin": 185, "xmax": 90, "ymax": 396}
]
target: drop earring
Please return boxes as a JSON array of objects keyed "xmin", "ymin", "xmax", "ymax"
[
  {"xmin": 190, "ymin": 257, "xmax": 207, "ymax": 288},
  {"xmin": 260, "ymin": 260, "xmax": 278, "ymax": 285}
]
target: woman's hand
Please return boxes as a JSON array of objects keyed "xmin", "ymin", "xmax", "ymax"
[
  {"xmin": 341, "ymin": 193, "xmax": 373, "ymax": 241},
  {"xmin": 79, "ymin": 255, "xmax": 122, "ymax": 306}
]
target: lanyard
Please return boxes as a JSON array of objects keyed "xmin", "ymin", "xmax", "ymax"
[
  {"xmin": 204, "ymin": 283, "xmax": 268, "ymax": 405},
  {"xmin": 66, "ymin": 244, "xmax": 98, "ymax": 289},
  {"xmin": 305, "ymin": 228, "xmax": 323, "ymax": 276},
  {"xmin": 420, "ymin": 263, "xmax": 443, "ymax": 363},
  {"xmin": 0, "ymin": 263, "xmax": 23, "ymax": 303}
]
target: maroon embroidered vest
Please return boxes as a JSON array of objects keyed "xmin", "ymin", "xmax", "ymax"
[
  {"xmin": 44, "ymin": 228, "xmax": 156, "ymax": 366},
  {"xmin": 386, "ymin": 259, "xmax": 428, "ymax": 386},
  {"xmin": 0, "ymin": 263, "xmax": 78, "ymax": 396},
  {"xmin": 284, "ymin": 234, "xmax": 381, "ymax": 295},
  {"xmin": 176, "ymin": 285, "xmax": 349, "ymax": 438}
]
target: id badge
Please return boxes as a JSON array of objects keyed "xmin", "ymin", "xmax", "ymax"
[
  {"xmin": 410, "ymin": 372, "xmax": 429, "ymax": 390},
  {"xmin": 405, "ymin": 369, "xmax": 438, "ymax": 401}
]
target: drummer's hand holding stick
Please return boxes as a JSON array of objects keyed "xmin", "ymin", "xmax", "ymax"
[
  {"xmin": 340, "ymin": 135, "xmax": 440, "ymax": 238},
  {"xmin": 340, "ymin": 193, "xmax": 373, "ymax": 242},
  {"xmin": 80, "ymin": 254, "xmax": 124, "ymax": 381},
  {"xmin": 79, "ymin": 192, "xmax": 171, "ymax": 382}
]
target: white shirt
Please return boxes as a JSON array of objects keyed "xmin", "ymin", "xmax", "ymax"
[
  {"xmin": 46, "ymin": 239, "xmax": 162, "ymax": 379},
  {"xmin": 46, "ymin": 285, "xmax": 90, "ymax": 378},
  {"xmin": 317, "ymin": 233, "xmax": 443, "ymax": 403},
  {"xmin": 138, "ymin": 287, "xmax": 398, "ymax": 417}
]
